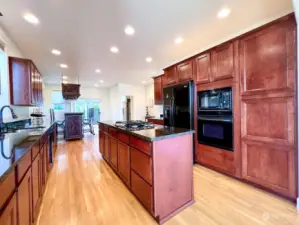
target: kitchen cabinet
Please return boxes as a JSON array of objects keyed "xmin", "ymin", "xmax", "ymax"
[
  {"xmin": 239, "ymin": 15, "xmax": 296, "ymax": 198},
  {"xmin": 17, "ymin": 168, "xmax": 32, "ymax": 225},
  {"xmin": 177, "ymin": 60, "xmax": 193, "ymax": 82},
  {"xmin": 154, "ymin": 75, "xmax": 163, "ymax": 105},
  {"xmin": 32, "ymin": 153, "xmax": 41, "ymax": 222},
  {"xmin": 103, "ymin": 133, "xmax": 110, "ymax": 161},
  {"xmin": 194, "ymin": 52, "xmax": 211, "ymax": 84},
  {"xmin": 147, "ymin": 118, "xmax": 164, "ymax": 125},
  {"xmin": 117, "ymin": 141, "xmax": 130, "ymax": 187},
  {"xmin": 0, "ymin": 194, "xmax": 17, "ymax": 225},
  {"xmin": 131, "ymin": 147, "xmax": 152, "ymax": 184},
  {"xmin": 211, "ymin": 42, "xmax": 234, "ymax": 81},
  {"xmin": 9, "ymin": 57, "xmax": 43, "ymax": 106},
  {"xmin": 99, "ymin": 131, "xmax": 105, "ymax": 155},
  {"xmin": 163, "ymin": 66, "xmax": 177, "ymax": 86},
  {"xmin": 109, "ymin": 137, "xmax": 118, "ymax": 171},
  {"xmin": 64, "ymin": 113, "xmax": 83, "ymax": 140}
]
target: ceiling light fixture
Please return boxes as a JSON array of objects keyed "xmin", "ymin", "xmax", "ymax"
[
  {"xmin": 125, "ymin": 25, "xmax": 135, "ymax": 35},
  {"xmin": 145, "ymin": 57, "xmax": 153, "ymax": 63},
  {"xmin": 95, "ymin": 69, "xmax": 101, "ymax": 73},
  {"xmin": 51, "ymin": 49, "xmax": 61, "ymax": 55},
  {"xmin": 62, "ymin": 76, "xmax": 68, "ymax": 79},
  {"xmin": 63, "ymin": 80, "xmax": 68, "ymax": 84},
  {"xmin": 60, "ymin": 64, "xmax": 68, "ymax": 68},
  {"xmin": 94, "ymin": 83, "xmax": 99, "ymax": 87},
  {"xmin": 175, "ymin": 37, "xmax": 184, "ymax": 44},
  {"xmin": 23, "ymin": 13, "xmax": 39, "ymax": 25},
  {"xmin": 110, "ymin": 46, "xmax": 119, "ymax": 53},
  {"xmin": 99, "ymin": 80, "xmax": 104, "ymax": 83},
  {"xmin": 217, "ymin": 8, "xmax": 231, "ymax": 19},
  {"xmin": 142, "ymin": 81, "xmax": 147, "ymax": 84}
]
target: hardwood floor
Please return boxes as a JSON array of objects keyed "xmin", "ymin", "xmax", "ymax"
[{"xmin": 36, "ymin": 135, "xmax": 299, "ymax": 225}]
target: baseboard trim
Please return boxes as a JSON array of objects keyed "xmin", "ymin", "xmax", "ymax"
[{"xmin": 297, "ymin": 198, "xmax": 299, "ymax": 210}]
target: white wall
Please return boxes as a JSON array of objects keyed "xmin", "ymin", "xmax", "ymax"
[
  {"xmin": 145, "ymin": 83, "xmax": 163, "ymax": 118},
  {"xmin": 0, "ymin": 25, "xmax": 29, "ymax": 121},
  {"xmin": 43, "ymin": 84, "xmax": 110, "ymax": 121}
]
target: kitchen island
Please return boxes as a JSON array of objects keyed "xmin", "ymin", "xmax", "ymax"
[{"xmin": 98, "ymin": 121, "xmax": 195, "ymax": 224}]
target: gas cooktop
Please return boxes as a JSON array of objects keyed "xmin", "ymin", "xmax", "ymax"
[{"xmin": 115, "ymin": 120, "xmax": 155, "ymax": 131}]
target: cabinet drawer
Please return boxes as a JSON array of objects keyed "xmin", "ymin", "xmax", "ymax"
[
  {"xmin": 31, "ymin": 141, "xmax": 40, "ymax": 160},
  {"xmin": 118, "ymin": 132, "xmax": 129, "ymax": 144},
  {"xmin": 17, "ymin": 150, "xmax": 32, "ymax": 183},
  {"xmin": 131, "ymin": 170, "xmax": 153, "ymax": 214},
  {"xmin": 108, "ymin": 127, "xmax": 117, "ymax": 138},
  {"xmin": 131, "ymin": 148, "xmax": 152, "ymax": 184},
  {"xmin": 0, "ymin": 171, "xmax": 15, "ymax": 209},
  {"xmin": 130, "ymin": 136, "xmax": 152, "ymax": 156}
]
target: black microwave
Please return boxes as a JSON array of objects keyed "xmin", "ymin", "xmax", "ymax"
[{"xmin": 198, "ymin": 87, "xmax": 232, "ymax": 111}]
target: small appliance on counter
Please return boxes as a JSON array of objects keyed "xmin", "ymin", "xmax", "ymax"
[
  {"xmin": 115, "ymin": 120, "xmax": 155, "ymax": 131},
  {"xmin": 31, "ymin": 108, "xmax": 45, "ymax": 126},
  {"xmin": 197, "ymin": 87, "xmax": 233, "ymax": 151}
]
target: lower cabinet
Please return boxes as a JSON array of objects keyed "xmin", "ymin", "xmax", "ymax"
[
  {"xmin": 99, "ymin": 131, "xmax": 105, "ymax": 155},
  {"xmin": 17, "ymin": 168, "xmax": 32, "ymax": 225},
  {"xmin": 103, "ymin": 133, "xmax": 109, "ymax": 160},
  {"xmin": 117, "ymin": 141, "xmax": 130, "ymax": 187},
  {"xmin": 32, "ymin": 153, "xmax": 41, "ymax": 221},
  {"xmin": 109, "ymin": 137, "xmax": 118, "ymax": 171},
  {"xmin": 0, "ymin": 194, "xmax": 17, "ymax": 225}
]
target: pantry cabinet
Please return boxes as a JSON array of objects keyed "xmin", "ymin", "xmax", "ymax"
[{"xmin": 9, "ymin": 57, "xmax": 43, "ymax": 106}]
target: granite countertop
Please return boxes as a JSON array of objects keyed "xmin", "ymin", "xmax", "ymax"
[
  {"xmin": 98, "ymin": 121, "xmax": 194, "ymax": 142},
  {"xmin": 0, "ymin": 121, "xmax": 55, "ymax": 183}
]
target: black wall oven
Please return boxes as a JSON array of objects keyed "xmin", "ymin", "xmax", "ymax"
[{"xmin": 197, "ymin": 87, "xmax": 233, "ymax": 151}]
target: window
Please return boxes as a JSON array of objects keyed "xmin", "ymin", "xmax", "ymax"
[{"xmin": 52, "ymin": 91, "xmax": 65, "ymax": 110}]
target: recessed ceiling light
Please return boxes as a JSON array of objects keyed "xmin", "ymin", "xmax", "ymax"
[
  {"xmin": 175, "ymin": 37, "xmax": 184, "ymax": 44},
  {"xmin": 23, "ymin": 13, "xmax": 39, "ymax": 25},
  {"xmin": 95, "ymin": 69, "xmax": 101, "ymax": 73},
  {"xmin": 217, "ymin": 8, "xmax": 231, "ymax": 19},
  {"xmin": 145, "ymin": 57, "xmax": 153, "ymax": 63},
  {"xmin": 110, "ymin": 46, "xmax": 119, "ymax": 53},
  {"xmin": 94, "ymin": 83, "xmax": 99, "ymax": 87},
  {"xmin": 63, "ymin": 80, "xmax": 68, "ymax": 84},
  {"xmin": 142, "ymin": 81, "xmax": 147, "ymax": 84},
  {"xmin": 99, "ymin": 80, "xmax": 104, "ymax": 83},
  {"xmin": 125, "ymin": 25, "xmax": 135, "ymax": 35},
  {"xmin": 62, "ymin": 76, "xmax": 68, "ymax": 79},
  {"xmin": 60, "ymin": 64, "xmax": 68, "ymax": 68},
  {"xmin": 51, "ymin": 49, "xmax": 61, "ymax": 55}
]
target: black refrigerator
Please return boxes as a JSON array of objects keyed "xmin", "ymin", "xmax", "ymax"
[{"xmin": 163, "ymin": 81, "xmax": 194, "ymax": 129}]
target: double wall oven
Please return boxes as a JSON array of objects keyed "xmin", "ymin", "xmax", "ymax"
[{"xmin": 197, "ymin": 87, "xmax": 233, "ymax": 151}]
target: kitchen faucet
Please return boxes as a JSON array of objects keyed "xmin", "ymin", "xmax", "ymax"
[{"xmin": 0, "ymin": 105, "xmax": 18, "ymax": 129}]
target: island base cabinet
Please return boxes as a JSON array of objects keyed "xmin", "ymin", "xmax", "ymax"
[
  {"xmin": 117, "ymin": 142, "xmax": 130, "ymax": 187},
  {"xmin": 0, "ymin": 194, "xmax": 17, "ymax": 225},
  {"xmin": 17, "ymin": 168, "xmax": 32, "ymax": 225},
  {"xmin": 32, "ymin": 153, "xmax": 41, "ymax": 222},
  {"xmin": 131, "ymin": 170, "xmax": 153, "ymax": 214}
]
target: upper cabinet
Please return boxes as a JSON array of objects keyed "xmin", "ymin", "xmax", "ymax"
[
  {"xmin": 163, "ymin": 66, "xmax": 177, "ymax": 86},
  {"xmin": 177, "ymin": 60, "xmax": 193, "ymax": 82},
  {"xmin": 194, "ymin": 52, "xmax": 211, "ymax": 84},
  {"xmin": 9, "ymin": 57, "xmax": 43, "ymax": 106},
  {"xmin": 211, "ymin": 42, "xmax": 234, "ymax": 81},
  {"xmin": 154, "ymin": 75, "xmax": 163, "ymax": 105}
]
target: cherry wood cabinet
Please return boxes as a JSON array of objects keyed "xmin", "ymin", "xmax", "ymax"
[
  {"xmin": 99, "ymin": 131, "xmax": 105, "ymax": 155},
  {"xmin": 239, "ymin": 15, "xmax": 297, "ymax": 199},
  {"xmin": 117, "ymin": 141, "xmax": 130, "ymax": 187},
  {"xmin": 194, "ymin": 52, "xmax": 211, "ymax": 84},
  {"xmin": 147, "ymin": 118, "xmax": 164, "ymax": 125},
  {"xmin": 177, "ymin": 60, "xmax": 193, "ymax": 82},
  {"xmin": 103, "ymin": 133, "xmax": 110, "ymax": 161},
  {"xmin": 0, "ymin": 194, "xmax": 17, "ymax": 225},
  {"xmin": 163, "ymin": 66, "xmax": 177, "ymax": 86},
  {"xmin": 9, "ymin": 57, "xmax": 43, "ymax": 106},
  {"xmin": 32, "ymin": 153, "xmax": 41, "ymax": 222},
  {"xmin": 109, "ymin": 137, "xmax": 118, "ymax": 171},
  {"xmin": 64, "ymin": 113, "xmax": 83, "ymax": 140},
  {"xmin": 154, "ymin": 75, "xmax": 163, "ymax": 105},
  {"xmin": 17, "ymin": 168, "xmax": 32, "ymax": 225}
]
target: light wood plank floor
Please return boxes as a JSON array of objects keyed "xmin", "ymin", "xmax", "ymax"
[{"xmin": 36, "ymin": 135, "xmax": 299, "ymax": 225}]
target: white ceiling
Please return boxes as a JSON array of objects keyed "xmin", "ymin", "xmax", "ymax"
[{"xmin": 0, "ymin": 0, "xmax": 294, "ymax": 88}]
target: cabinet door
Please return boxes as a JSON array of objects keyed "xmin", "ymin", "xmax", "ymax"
[
  {"xmin": 65, "ymin": 115, "xmax": 83, "ymax": 140},
  {"xmin": 164, "ymin": 66, "xmax": 177, "ymax": 86},
  {"xmin": 17, "ymin": 168, "xmax": 32, "ymax": 225},
  {"xmin": 118, "ymin": 141, "xmax": 130, "ymax": 187},
  {"xmin": 154, "ymin": 76, "xmax": 163, "ymax": 105},
  {"xmin": 9, "ymin": 57, "xmax": 31, "ymax": 105},
  {"xmin": 30, "ymin": 63, "xmax": 36, "ymax": 105},
  {"xmin": 211, "ymin": 42, "xmax": 234, "ymax": 81},
  {"xmin": 109, "ymin": 137, "xmax": 118, "ymax": 171},
  {"xmin": 32, "ymin": 153, "xmax": 41, "ymax": 222},
  {"xmin": 103, "ymin": 133, "xmax": 109, "ymax": 161},
  {"xmin": 99, "ymin": 131, "xmax": 105, "ymax": 155},
  {"xmin": 194, "ymin": 53, "xmax": 211, "ymax": 84},
  {"xmin": 0, "ymin": 194, "xmax": 17, "ymax": 225},
  {"xmin": 177, "ymin": 60, "xmax": 193, "ymax": 82}
]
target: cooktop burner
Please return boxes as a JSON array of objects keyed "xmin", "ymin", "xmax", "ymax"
[{"xmin": 115, "ymin": 120, "xmax": 155, "ymax": 131}]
